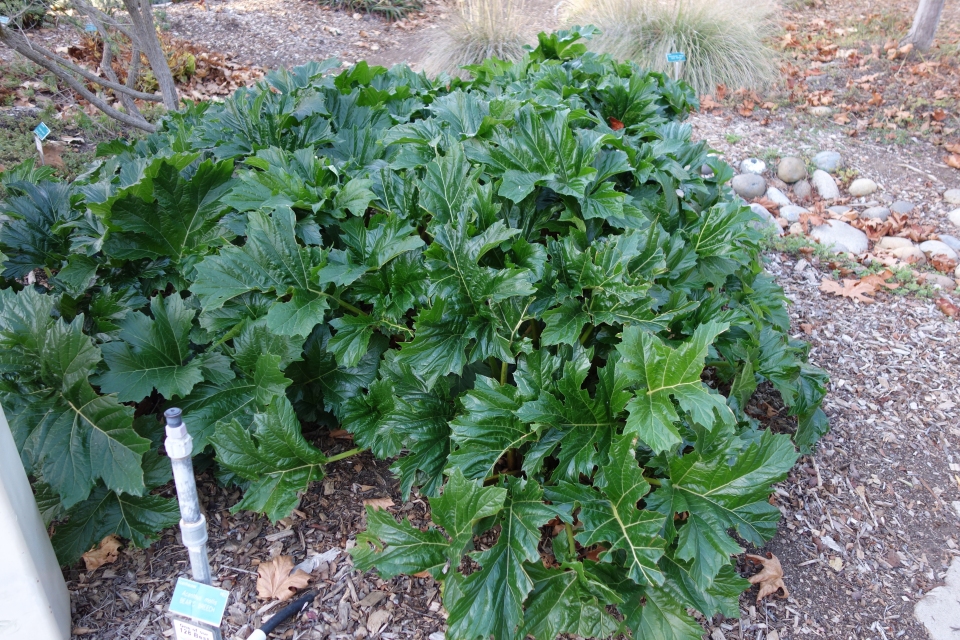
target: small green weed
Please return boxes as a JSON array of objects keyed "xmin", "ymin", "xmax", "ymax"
[
  {"xmin": 317, "ymin": 0, "xmax": 422, "ymax": 19},
  {"xmin": 725, "ymin": 133, "xmax": 743, "ymax": 144}
]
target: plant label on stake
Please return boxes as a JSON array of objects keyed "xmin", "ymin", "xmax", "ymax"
[
  {"xmin": 84, "ymin": 23, "xmax": 97, "ymax": 32},
  {"xmin": 172, "ymin": 618, "xmax": 217, "ymax": 640},
  {"xmin": 33, "ymin": 122, "xmax": 51, "ymax": 141},
  {"xmin": 33, "ymin": 122, "xmax": 51, "ymax": 166},
  {"xmin": 169, "ymin": 577, "xmax": 229, "ymax": 626},
  {"xmin": 0, "ymin": 16, "xmax": 10, "ymax": 25},
  {"xmin": 666, "ymin": 51, "xmax": 686, "ymax": 81}
]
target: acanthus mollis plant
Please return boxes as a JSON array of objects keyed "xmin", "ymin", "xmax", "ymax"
[{"xmin": 0, "ymin": 27, "xmax": 827, "ymax": 638}]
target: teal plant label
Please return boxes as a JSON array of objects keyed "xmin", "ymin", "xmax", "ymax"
[
  {"xmin": 84, "ymin": 23, "xmax": 97, "ymax": 32},
  {"xmin": 33, "ymin": 122, "xmax": 51, "ymax": 141},
  {"xmin": 172, "ymin": 618, "xmax": 216, "ymax": 640},
  {"xmin": 169, "ymin": 578, "xmax": 229, "ymax": 626},
  {"xmin": 666, "ymin": 52, "xmax": 686, "ymax": 62},
  {"xmin": 0, "ymin": 16, "xmax": 10, "ymax": 25}
]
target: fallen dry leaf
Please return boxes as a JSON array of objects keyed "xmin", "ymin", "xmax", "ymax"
[
  {"xmin": 367, "ymin": 609, "xmax": 391, "ymax": 634},
  {"xmin": 932, "ymin": 255, "xmax": 959, "ymax": 274},
  {"xmin": 328, "ymin": 429, "xmax": 354, "ymax": 440},
  {"xmin": 81, "ymin": 535, "xmax": 122, "ymax": 571},
  {"xmin": 608, "ymin": 116, "xmax": 625, "ymax": 131},
  {"xmin": 935, "ymin": 297, "xmax": 959, "ymax": 318},
  {"xmin": 828, "ymin": 556, "xmax": 844, "ymax": 572},
  {"xmin": 946, "ymin": 154, "xmax": 960, "ymax": 170},
  {"xmin": 820, "ymin": 277, "xmax": 877, "ymax": 303},
  {"xmin": 362, "ymin": 496, "xmax": 394, "ymax": 511},
  {"xmin": 859, "ymin": 269, "xmax": 899, "ymax": 291},
  {"xmin": 945, "ymin": 142, "xmax": 960, "ymax": 154},
  {"xmin": 256, "ymin": 555, "xmax": 311, "ymax": 601},
  {"xmin": 746, "ymin": 552, "xmax": 789, "ymax": 601}
]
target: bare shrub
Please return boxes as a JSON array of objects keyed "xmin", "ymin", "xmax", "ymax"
[{"xmin": 563, "ymin": 0, "xmax": 780, "ymax": 94}]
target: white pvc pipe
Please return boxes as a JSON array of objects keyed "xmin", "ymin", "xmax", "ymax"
[{"xmin": 164, "ymin": 408, "xmax": 213, "ymax": 586}]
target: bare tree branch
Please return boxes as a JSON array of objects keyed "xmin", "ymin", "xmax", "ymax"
[
  {"xmin": 0, "ymin": 24, "xmax": 163, "ymax": 102},
  {"xmin": 121, "ymin": 0, "xmax": 178, "ymax": 110},
  {"xmin": 0, "ymin": 25, "xmax": 156, "ymax": 131}
]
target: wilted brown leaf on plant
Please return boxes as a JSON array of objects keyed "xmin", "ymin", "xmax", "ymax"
[
  {"xmin": 256, "ymin": 555, "xmax": 311, "ymax": 601},
  {"xmin": 746, "ymin": 552, "xmax": 789, "ymax": 601},
  {"xmin": 81, "ymin": 535, "xmax": 122, "ymax": 571}
]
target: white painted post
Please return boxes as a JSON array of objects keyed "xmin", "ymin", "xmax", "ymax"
[{"xmin": 0, "ymin": 402, "xmax": 71, "ymax": 639}]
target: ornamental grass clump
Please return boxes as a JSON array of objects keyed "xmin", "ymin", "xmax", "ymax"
[
  {"xmin": 0, "ymin": 29, "xmax": 827, "ymax": 640},
  {"xmin": 422, "ymin": 0, "xmax": 527, "ymax": 76},
  {"xmin": 564, "ymin": 0, "xmax": 780, "ymax": 94}
]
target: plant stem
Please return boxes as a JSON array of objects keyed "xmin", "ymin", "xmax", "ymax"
[
  {"xmin": 565, "ymin": 522, "xmax": 576, "ymax": 556},
  {"xmin": 578, "ymin": 324, "xmax": 593, "ymax": 346},
  {"xmin": 500, "ymin": 359, "xmax": 508, "ymax": 385},
  {"xmin": 326, "ymin": 447, "xmax": 362, "ymax": 463},
  {"xmin": 507, "ymin": 448, "xmax": 516, "ymax": 471},
  {"xmin": 331, "ymin": 296, "xmax": 368, "ymax": 317},
  {"xmin": 645, "ymin": 476, "xmax": 662, "ymax": 487}
]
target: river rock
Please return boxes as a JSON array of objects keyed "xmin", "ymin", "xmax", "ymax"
[
  {"xmin": 777, "ymin": 157, "xmax": 807, "ymax": 183},
  {"xmin": 749, "ymin": 203, "xmax": 782, "ymax": 236},
  {"xmin": 792, "ymin": 179, "xmax": 812, "ymax": 201},
  {"xmin": 810, "ymin": 220, "xmax": 868, "ymax": 254},
  {"xmin": 939, "ymin": 235, "xmax": 960, "ymax": 253},
  {"xmin": 876, "ymin": 237, "xmax": 914, "ymax": 251},
  {"xmin": 789, "ymin": 222, "xmax": 805, "ymax": 236},
  {"xmin": 811, "ymin": 170, "xmax": 840, "ymax": 200},
  {"xmin": 809, "ymin": 106, "xmax": 832, "ymax": 116},
  {"xmin": 948, "ymin": 209, "xmax": 960, "ymax": 228},
  {"xmin": 779, "ymin": 205, "xmax": 809, "ymax": 223},
  {"xmin": 944, "ymin": 189, "xmax": 960, "ymax": 205},
  {"xmin": 732, "ymin": 174, "xmax": 767, "ymax": 200},
  {"xmin": 814, "ymin": 151, "xmax": 842, "ymax": 173},
  {"xmin": 919, "ymin": 240, "xmax": 959, "ymax": 261},
  {"xmin": 862, "ymin": 206, "xmax": 891, "ymax": 221},
  {"xmin": 891, "ymin": 246, "xmax": 926, "ymax": 264},
  {"xmin": 766, "ymin": 187, "xmax": 792, "ymax": 207},
  {"xmin": 740, "ymin": 158, "xmax": 766, "ymax": 175},
  {"xmin": 890, "ymin": 201, "xmax": 915, "ymax": 214},
  {"xmin": 923, "ymin": 273, "xmax": 957, "ymax": 291},
  {"xmin": 956, "ymin": 264, "xmax": 960, "ymax": 279},
  {"xmin": 829, "ymin": 205, "xmax": 852, "ymax": 215},
  {"xmin": 849, "ymin": 178, "xmax": 878, "ymax": 197}
]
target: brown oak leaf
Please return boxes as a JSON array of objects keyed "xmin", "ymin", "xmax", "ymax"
[
  {"xmin": 81, "ymin": 535, "xmax": 122, "ymax": 571},
  {"xmin": 819, "ymin": 277, "xmax": 876, "ymax": 304},
  {"xmin": 936, "ymin": 298, "xmax": 959, "ymax": 318},
  {"xmin": 362, "ymin": 496, "xmax": 395, "ymax": 511},
  {"xmin": 256, "ymin": 555, "xmax": 311, "ymax": 601},
  {"xmin": 859, "ymin": 269, "xmax": 899, "ymax": 290},
  {"xmin": 746, "ymin": 552, "xmax": 789, "ymax": 602},
  {"xmin": 932, "ymin": 255, "xmax": 960, "ymax": 274},
  {"xmin": 946, "ymin": 154, "xmax": 960, "ymax": 170}
]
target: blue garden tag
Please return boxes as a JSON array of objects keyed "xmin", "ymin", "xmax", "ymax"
[
  {"xmin": 169, "ymin": 578, "xmax": 229, "ymax": 627},
  {"xmin": 33, "ymin": 122, "xmax": 51, "ymax": 141},
  {"xmin": 0, "ymin": 16, "xmax": 10, "ymax": 25},
  {"xmin": 84, "ymin": 23, "xmax": 97, "ymax": 32},
  {"xmin": 666, "ymin": 52, "xmax": 686, "ymax": 63}
]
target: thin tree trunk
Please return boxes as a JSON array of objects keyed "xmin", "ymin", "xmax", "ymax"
[
  {"xmin": 901, "ymin": 0, "xmax": 945, "ymax": 52},
  {"xmin": 121, "ymin": 0, "xmax": 179, "ymax": 110}
]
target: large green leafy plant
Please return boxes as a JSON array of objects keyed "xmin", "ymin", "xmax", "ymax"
[{"xmin": 0, "ymin": 28, "xmax": 827, "ymax": 639}]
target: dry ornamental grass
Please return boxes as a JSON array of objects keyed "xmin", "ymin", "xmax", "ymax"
[
  {"xmin": 563, "ymin": 0, "xmax": 780, "ymax": 94},
  {"xmin": 422, "ymin": 0, "xmax": 528, "ymax": 76}
]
